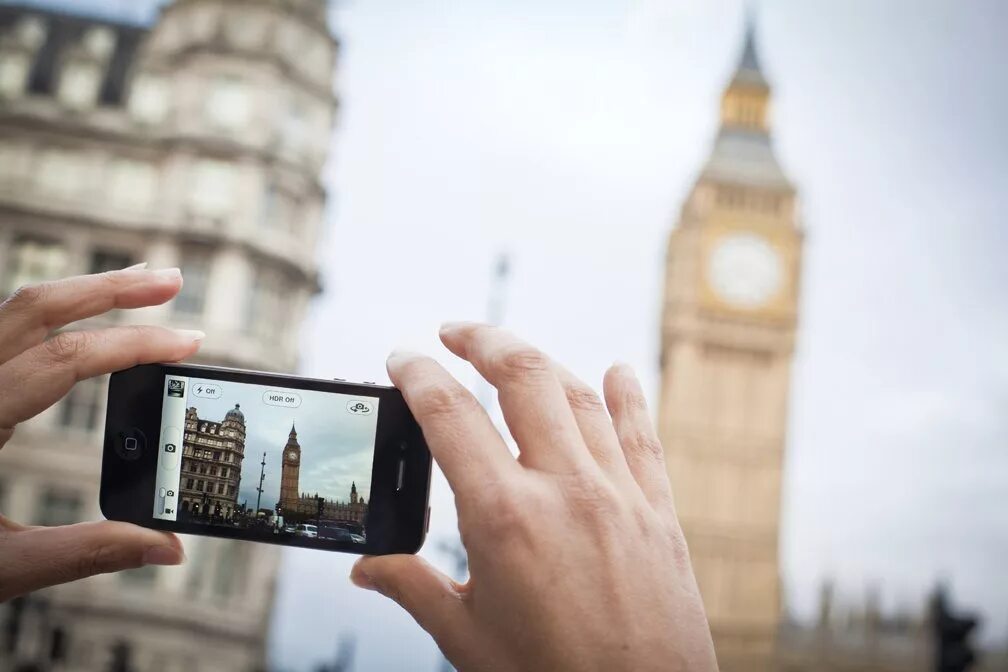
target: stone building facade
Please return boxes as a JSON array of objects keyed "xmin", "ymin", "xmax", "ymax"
[
  {"xmin": 0, "ymin": 1, "xmax": 337, "ymax": 670},
  {"xmin": 180, "ymin": 404, "xmax": 247, "ymax": 521},
  {"xmin": 659, "ymin": 21, "xmax": 801, "ymax": 672}
]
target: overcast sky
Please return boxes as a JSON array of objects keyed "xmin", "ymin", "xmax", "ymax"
[
  {"xmin": 13, "ymin": 0, "xmax": 1008, "ymax": 669},
  {"xmin": 183, "ymin": 378, "xmax": 378, "ymax": 507}
]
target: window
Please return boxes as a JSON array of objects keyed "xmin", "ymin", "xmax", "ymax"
[
  {"xmin": 36, "ymin": 489, "xmax": 82, "ymax": 527},
  {"xmin": 190, "ymin": 159, "xmax": 235, "ymax": 217},
  {"xmin": 245, "ymin": 269, "xmax": 288, "ymax": 341},
  {"xmin": 259, "ymin": 182, "xmax": 301, "ymax": 236},
  {"xmin": 185, "ymin": 479, "xmax": 194, "ymax": 489},
  {"xmin": 196, "ymin": 480, "xmax": 204, "ymax": 491},
  {"xmin": 4, "ymin": 237, "xmax": 67, "ymax": 295},
  {"xmin": 173, "ymin": 253, "xmax": 210, "ymax": 317},
  {"xmin": 206, "ymin": 76, "xmax": 250, "ymax": 130},
  {"xmin": 129, "ymin": 74, "xmax": 169, "ymax": 123},
  {"xmin": 89, "ymin": 249, "xmax": 134, "ymax": 275},
  {"xmin": 213, "ymin": 451, "xmax": 220, "ymax": 461},
  {"xmin": 228, "ymin": 485, "xmax": 235, "ymax": 496},
  {"xmin": 109, "ymin": 159, "xmax": 156, "ymax": 211},
  {"xmin": 58, "ymin": 61, "xmax": 100, "ymax": 109},
  {"xmin": 0, "ymin": 53, "xmax": 29, "ymax": 98},
  {"xmin": 216, "ymin": 483, "xmax": 224, "ymax": 495},
  {"xmin": 37, "ymin": 150, "xmax": 83, "ymax": 197},
  {"xmin": 283, "ymin": 100, "xmax": 307, "ymax": 151},
  {"xmin": 59, "ymin": 376, "xmax": 105, "ymax": 432}
]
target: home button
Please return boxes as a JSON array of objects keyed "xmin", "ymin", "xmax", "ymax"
[{"xmin": 114, "ymin": 428, "xmax": 146, "ymax": 461}]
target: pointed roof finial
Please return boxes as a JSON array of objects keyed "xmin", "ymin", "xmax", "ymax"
[
  {"xmin": 289, "ymin": 421, "xmax": 297, "ymax": 437},
  {"xmin": 730, "ymin": 5, "xmax": 768, "ymax": 88}
]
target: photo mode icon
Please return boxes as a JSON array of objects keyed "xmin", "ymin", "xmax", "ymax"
[
  {"xmin": 263, "ymin": 390, "xmax": 302, "ymax": 408},
  {"xmin": 346, "ymin": 399, "xmax": 373, "ymax": 416}
]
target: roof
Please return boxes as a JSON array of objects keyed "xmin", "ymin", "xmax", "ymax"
[
  {"xmin": 0, "ymin": 3, "xmax": 149, "ymax": 106},
  {"xmin": 701, "ymin": 127, "xmax": 792, "ymax": 190},
  {"xmin": 730, "ymin": 16, "xmax": 768, "ymax": 89}
]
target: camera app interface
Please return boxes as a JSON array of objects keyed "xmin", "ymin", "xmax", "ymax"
[{"xmin": 154, "ymin": 375, "xmax": 379, "ymax": 545}]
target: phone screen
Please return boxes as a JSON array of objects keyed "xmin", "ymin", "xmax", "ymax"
[{"xmin": 153, "ymin": 374, "xmax": 379, "ymax": 545}]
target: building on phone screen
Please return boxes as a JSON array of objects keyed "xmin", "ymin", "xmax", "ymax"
[
  {"xmin": 179, "ymin": 404, "xmax": 246, "ymax": 521},
  {"xmin": 0, "ymin": 0, "xmax": 337, "ymax": 670}
]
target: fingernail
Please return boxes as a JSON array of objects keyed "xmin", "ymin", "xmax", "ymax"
[
  {"xmin": 613, "ymin": 360, "xmax": 635, "ymax": 375},
  {"xmin": 153, "ymin": 267, "xmax": 182, "ymax": 280},
  {"xmin": 173, "ymin": 328, "xmax": 205, "ymax": 342},
  {"xmin": 123, "ymin": 262, "xmax": 148, "ymax": 271},
  {"xmin": 439, "ymin": 321, "xmax": 477, "ymax": 335},
  {"xmin": 142, "ymin": 545, "xmax": 185, "ymax": 566},
  {"xmin": 387, "ymin": 349, "xmax": 423, "ymax": 370}
]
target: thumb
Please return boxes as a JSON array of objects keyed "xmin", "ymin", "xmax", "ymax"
[
  {"xmin": 351, "ymin": 555, "xmax": 469, "ymax": 653},
  {"xmin": 0, "ymin": 519, "xmax": 185, "ymax": 602}
]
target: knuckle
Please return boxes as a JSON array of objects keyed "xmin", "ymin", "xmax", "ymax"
[
  {"xmin": 43, "ymin": 331, "xmax": 91, "ymax": 364},
  {"xmin": 565, "ymin": 384, "xmax": 604, "ymax": 413},
  {"xmin": 629, "ymin": 429, "xmax": 666, "ymax": 462},
  {"xmin": 475, "ymin": 482, "xmax": 529, "ymax": 538},
  {"xmin": 4, "ymin": 282, "xmax": 47, "ymax": 311},
  {"xmin": 491, "ymin": 345, "xmax": 551, "ymax": 382},
  {"xmin": 621, "ymin": 387, "xmax": 649, "ymax": 413},
  {"xmin": 74, "ymin": 543, "xmax": 124, "ymax": 581},
  {"xmin": 561, "ymin": 471, "xmax": 619, "ymax": 521},
  {"xmin": 412, "ymin": 380, "xmax": 475, "ymax": 419}
]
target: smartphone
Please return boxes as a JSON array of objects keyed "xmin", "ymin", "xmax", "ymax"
[{"xmin": 100, "ymin": 363, "xmax": 432, "ymax": 555}]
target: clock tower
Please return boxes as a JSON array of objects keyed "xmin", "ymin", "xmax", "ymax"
[
  {"xmin": 659, "ymin": 20, "xmax": 802, "ymax": 672},
  {"xmin": 279, "ymin": 422, "xmax": 301, "ymax": 512}
]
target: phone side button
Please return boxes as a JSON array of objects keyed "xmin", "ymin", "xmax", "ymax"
[
  {"xmin": 425, "ymin": 506, "xmax": 431, "ymax": 534},
  {"xmin": 395, "ymin": 458, "xmax": 406, "ymax": 491}
]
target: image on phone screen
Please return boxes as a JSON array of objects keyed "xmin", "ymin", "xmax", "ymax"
[{"xmin": 153, "ymin": 374, "xmax": 378, "ymax": 545}]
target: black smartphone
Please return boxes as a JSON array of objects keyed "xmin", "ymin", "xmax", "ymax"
[{"xmin": 100, "ymin": 363, "xmax": 431, "ymax": 555}]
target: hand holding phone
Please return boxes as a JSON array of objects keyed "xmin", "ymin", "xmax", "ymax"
[
  {"xmin": 349, "ymin": 324, "xmax": 719, "ymax": 672},
  {"xmin": 0, "ymin": 267, "xmax": 198, "ymax": 602}
]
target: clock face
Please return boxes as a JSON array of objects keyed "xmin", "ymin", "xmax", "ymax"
[
  {"xmin": 286, "ymin": 451, "xmax": 298, "ymax": 463},
  {"xmin": 707, "ymin": 232, "xmax": 783, "ymax": 309}
]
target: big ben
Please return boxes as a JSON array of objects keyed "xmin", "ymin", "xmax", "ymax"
[
  {"xmin": 279, "ymin": 422, "xmax": 302, "ymax": 511},
  {"xmin": 659, "ymin": 21, "xmax": 802, "ymax": 672}
]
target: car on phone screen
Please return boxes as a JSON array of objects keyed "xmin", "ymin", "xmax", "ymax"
[
  {"xmin": 319, "ymin": 524, "xmax": 352, "ymax": 542},
  {"xmin": 294, "ymin": 524, "xmax": 318, "ymax": 538}
]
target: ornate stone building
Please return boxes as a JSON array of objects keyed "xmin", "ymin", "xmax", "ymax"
[
  {"xmin": 659, "ymin": 20, "xmax": 802, "ymax": 672},
  {"xmin": 0, "ymin": 0, "xmax": 337, "ymax": 670},
  {"xmin": 180, "ymin": 404, "xmax": 247, "ymax": 521},
  {"xmin": 278, "ymin": 424, "xmax": 368, "ymax": 526}
]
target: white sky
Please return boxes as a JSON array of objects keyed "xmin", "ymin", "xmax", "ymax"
[{"xmin": 13, "ymin": 0, "xmax": 1008, "ymax": 669}]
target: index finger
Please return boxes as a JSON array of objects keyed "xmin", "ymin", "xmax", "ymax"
[
  {"xmin": 386, "ymin": 351, "xmax": 519, "ymax": 502},
  {"xmin": 0, "ymin": 266, "xmax": 183, "ymax": 364}
]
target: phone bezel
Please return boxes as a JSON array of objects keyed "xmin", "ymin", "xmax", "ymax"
[{"xmin": 100, "ymin": 363, "xmax": 431, "ymax": 555}]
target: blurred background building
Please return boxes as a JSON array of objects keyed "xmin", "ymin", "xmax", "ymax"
[
  {"xmin": 0, "ymin": 0, "xmax": 336, "ymax": 670},
  {"xmin": 660, "ymin": 20, "xmax": 1007, "ymax": 672}
]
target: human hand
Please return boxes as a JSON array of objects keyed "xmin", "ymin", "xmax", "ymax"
[
  {"xmin": 0, "ymin": 266, "xmax": 205, "ymax": 602},
  {"xmin": 351, "ymin": 323, "xmax": 718, "ymax": 672}
]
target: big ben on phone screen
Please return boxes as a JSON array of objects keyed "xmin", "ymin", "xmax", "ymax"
[{"xmin": 658, "ymin": 21, "xmax": 803, "ymax": 672}]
